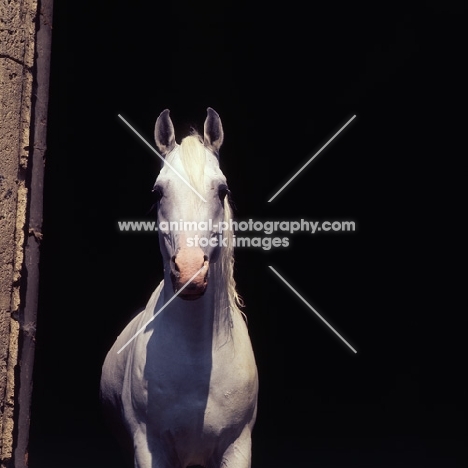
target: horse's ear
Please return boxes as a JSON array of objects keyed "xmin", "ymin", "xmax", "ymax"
[
  {"xmin": 203, "ymin": 107, "xmax": 224, "ymax": 155},
  {"xmin": 154, "ymin": 109, "xmax": 176, "ymax": 155}
]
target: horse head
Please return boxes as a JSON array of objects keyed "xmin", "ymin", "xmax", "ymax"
[{"xmin": 153, "ymin": 108, "xmax": 230, "ymax": 300}]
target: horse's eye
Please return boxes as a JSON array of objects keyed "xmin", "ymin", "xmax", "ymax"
[
  {"xmin": 152, "ymin": 185, "xmax": 164, "ymax": 202},
  {"xmin": 218, "ymin": 185, "xmax": 230, "ymax": 203}
]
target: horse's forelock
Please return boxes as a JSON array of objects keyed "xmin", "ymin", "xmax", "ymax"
[{"xmin": 179, "ymin": 132, "xmax": 207, "ymax": 195}]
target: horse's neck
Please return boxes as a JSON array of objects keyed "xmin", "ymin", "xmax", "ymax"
[{"xmin": 161, "ymin": 265, "xmax": 231, "ymax": 345}]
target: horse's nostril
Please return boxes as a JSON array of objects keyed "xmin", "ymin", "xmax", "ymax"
[
  {"xmin": 203, "ymin": 255, "xmax": 208, "ymax": 265},
  {"xmin": 171, "ymin": 255, "xmax": 180, "ymax": 272}
]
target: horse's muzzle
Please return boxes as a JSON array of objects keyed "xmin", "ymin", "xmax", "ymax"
[{"xmin": 170, "ymin": 247, "xmax": 209, "ymax": 300}]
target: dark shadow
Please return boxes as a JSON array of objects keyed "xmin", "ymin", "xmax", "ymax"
[{"xmin": 144, "ymin": 306, "xmax": 214, "ymax": 467}]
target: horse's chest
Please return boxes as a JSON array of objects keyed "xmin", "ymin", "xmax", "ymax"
[
  {"xmin": 132, "ymin": 339, "xmax": 256, "ymax": 438},
  {"xmin": 149, "ymin": 364, "xmax": 249, "ymax": 419}
]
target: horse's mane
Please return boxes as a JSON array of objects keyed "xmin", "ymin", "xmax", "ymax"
[{"xmin": 178, "ymin": 133, "xmax": 245, "ymax": 330}]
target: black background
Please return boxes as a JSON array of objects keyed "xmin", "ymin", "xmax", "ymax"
[{"xmin": 29, "ymin": 2, "xmax": 465, "ymax": 467}]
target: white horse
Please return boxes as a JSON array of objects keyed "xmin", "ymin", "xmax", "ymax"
[{"xmin": 100, "ymin": 108, "xmax": 258, "ymax": 468}]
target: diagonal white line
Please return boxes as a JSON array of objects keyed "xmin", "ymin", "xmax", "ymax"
[
  {"xmin": 268, "ymin": 266, "xmax": 357, "ymax": 353},
  {"xmin": 118, "ymin": 114, "xmax": 207, "ymax": 203},
  {"xmin": 117, "ymin": 266, "xmax": 206, "ymax": 354},
  {"xmin": 268, "ymin": 115, "xmax": 357, "ymax": 202}
]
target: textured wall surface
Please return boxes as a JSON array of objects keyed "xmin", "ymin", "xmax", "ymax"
[{"xmin": 0, "ymin": 1, "xmax": 38, "ymax": 466}]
